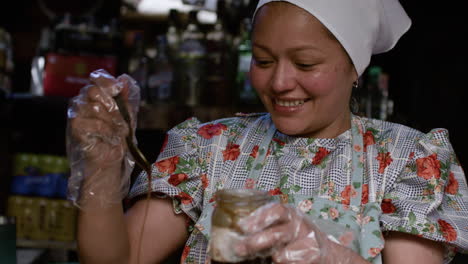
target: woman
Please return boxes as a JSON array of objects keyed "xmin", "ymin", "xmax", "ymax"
[{"xmin": 68, "ymin": 0, "xmax": 468, "ymax": 263}]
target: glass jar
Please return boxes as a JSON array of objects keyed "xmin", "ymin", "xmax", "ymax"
[{"xmin": 210, "ymin": 189, "xmax": 273, "ymax": 264}]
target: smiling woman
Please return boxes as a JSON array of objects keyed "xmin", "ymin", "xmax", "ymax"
[
  {"xmin": 68, "ymin": 0, "xmax": 468, "ymax": 264},
  {"xmin": 250, "ymin": 2, "xmax": 356, "ymax": 139}
]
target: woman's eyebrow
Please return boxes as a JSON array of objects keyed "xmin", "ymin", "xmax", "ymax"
[
  {"xmin": 288, "ymin": 45, "xmax": 321, "ymax": 52},
  {"xmin": 253, "ymin": 42, "xmax": 321, "ymax": 53},
  {"xmin": 252, "ymin": 42, "xmax": 272, "ymax": 53}
]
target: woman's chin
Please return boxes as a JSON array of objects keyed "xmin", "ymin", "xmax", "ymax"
[{"xmin": 272, "ymin": 118, "xmax": 308, "ymax": 137}]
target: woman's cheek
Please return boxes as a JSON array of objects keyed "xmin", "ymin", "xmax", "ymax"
[
  {"xmin": 300, "ymin": 72, "xmax": 336, "ymax": 96},
  {"xmin": 249, "ymin": 67, "xmax": 268, "ymax": 93}
]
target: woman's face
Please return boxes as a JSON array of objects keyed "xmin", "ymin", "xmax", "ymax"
[{"xmin": 250, "ymin": 2, "xmax": 358, "ymax": 138}]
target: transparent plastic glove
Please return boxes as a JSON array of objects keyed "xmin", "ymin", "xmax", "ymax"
[
  {"xmin": 235, "ymin": 203, "xmax": 368, "ymax": 264},
  {"xmin": 66, "ymin": 69, "xmax": 141, "ymax": 209}
]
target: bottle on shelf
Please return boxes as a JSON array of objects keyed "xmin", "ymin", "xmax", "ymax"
[
  {"xmin": 147, "ymin": 35, "xmax": 174, "ymax": 104},
  {"xmin": 30, "ymin": 27, "xmax": 53, "ymax": 96},
  {"xmin": 174, "ymin": 10, "xmax": 206, "ymax": 107},
  {"xmin": 127, "ymin": 32, "xmax": 150, "ymax": 104},
  {"xmin": 361, "ymin": 66, "xmax": 393, "ymax": 121},
  {"xmin": 0, "ymin": 27, "xmax": 14, "ymax": 95},
  {"xmin": 235, "ymin": 18, "xmax": 259, "ymax": 106},
  {"xmin": 204, "ymin": 0, "xmax": 234, "ymax": 106},
  {"xmin": 53, "ymin": 13, "xmax": 74, "ymax": 54},
  {"xmin": 166, "ymin": 9, "xmax": 181, "ymax": 64}
]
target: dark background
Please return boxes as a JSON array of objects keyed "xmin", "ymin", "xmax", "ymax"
[
  {"xmin": 1, "ymin": 1, "xmax": 467, "ymax": 165},
  {"xmin": 0, "ymin": 0, "xmax": 467, "ymax": 263},
  {"xmin": 371, "ymin": 2, "xmax": 468, "ymax": 167}
]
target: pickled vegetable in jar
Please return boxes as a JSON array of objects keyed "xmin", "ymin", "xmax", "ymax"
[{"xmin": 210, "ymin": 189, "xmax": 273, "ymax": 264}]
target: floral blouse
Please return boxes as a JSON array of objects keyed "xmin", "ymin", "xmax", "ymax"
[{"xmin": 128, "ymin": 113, "xmax": 468, "ymax": 263}]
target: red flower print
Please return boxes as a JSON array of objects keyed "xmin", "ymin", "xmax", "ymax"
[
  {"xmin": 409, "ymin": 152, "xmax": 415, "ymax": 159},
  {"xmin": 445, "ymin": 172, "xmax": 459, "ymax": 195},
  {"xmin": 181, "ymin": 245, "xmax": 190, "ymax": 263},
  {"xmin": 312, "ymin": 147, "xmax": 330, "ymax": 165},
  {"xmin": 376, "ymin": 152, "xmax": 393, "ymax": 173},
  {"xmin": 201, "ymin": 174, "xmax": 209, "ymax": 189},
  {"xmin": 245, "ymin": 178, "xmax": 255, "ymax": 189},
  {"xmin": 197, "ymin": 123, "xmax": 227, "ymax": 139},
  {"xmin": 168, "ymin": 173, "xmax": 188, "ymax": 186},
  {"xmin": 250, "ymin": 145, "xmax": 259, "ymax": 158},
  {"xmin": 223, "ymin": 143, "xmax": 241, "ymax": 161},
  {"xmin": 368, "ymin": 247, "xmax": 382, "ymax": 257},
  {"xmin": 273, "ymin": 138, "xmax": 285, "ymax": 146},
  {"xmin": 268, "ymin": 188, "xmax": 283, "ymax": 196},
  {"xmin": 155, "ymin": 156, "xmax": 179, "ymax": 174},
  {"xmin": 209, "ymin": 194, "xmax": 216, "ymax": 203},
  {"xmin": 176, "ymin": 192, "xmax": 193, "ymax": 205},
  {"xmin": 381, "ymin": 199, "xmax": 396, "ymax": 214},
  {"xmin": 416, "ymin": 154, "xmax": 441, "ymax": 180},
  {"xmin": 160, "ymin": 134, "xmax": 168, "ymax": 153},
  {"xmin": 361, "ymin": 184, "xmax": 369, "ymax": 205},
  {"xmin": 363, "ymin": 130, "xmax": 376, "ymax": 152},
  {"xmin": 341, "ymin": 185, "xmax": 357, "ymax": 206},
  {"xmin": 438, "ymin": 219, "xmax": 457, "ymax": 242}
]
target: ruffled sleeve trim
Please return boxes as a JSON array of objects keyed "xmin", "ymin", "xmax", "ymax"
[{"xmin": 379, "ymin": 127, "xmax": 468, "ymax": 260}]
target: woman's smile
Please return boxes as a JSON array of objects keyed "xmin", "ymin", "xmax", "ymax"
[{"xmin": 273, "ymin": 97, "xmax": 309, "ymax": 113}]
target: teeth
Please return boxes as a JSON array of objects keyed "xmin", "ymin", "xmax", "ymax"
[{"xmin": 275, "ymin": 99, "xmax": 305, "ymax": 107}]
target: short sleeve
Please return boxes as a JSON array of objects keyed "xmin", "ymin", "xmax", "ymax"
[
  {"xmin": 127, "ymin": 117, "xmax": 205, "ymax": 222},
  {"xmin": 380, "ymin": 128, "xmax": 468, "ymax": 260}
]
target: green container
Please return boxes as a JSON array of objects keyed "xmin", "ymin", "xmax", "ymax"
[{"xmin": 0, "ymin": 216, "xmax": 16, "ymax": 264}]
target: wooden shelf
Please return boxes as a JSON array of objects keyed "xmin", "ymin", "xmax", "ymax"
[
  {"xmin": 3, "ymin": 94, "xmax": 265, "ymax": 131},
  {"xmin": 17, "ymin": 239, "xmax": 76, "ymax": 251},
  {"xmin": 137, "ymin": 103, "xmax": 265, "ymax": 131}
]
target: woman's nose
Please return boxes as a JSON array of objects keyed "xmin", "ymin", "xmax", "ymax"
[{"xmin": 270, "ymin": 62, "xmax": 296, "ymax": 93}]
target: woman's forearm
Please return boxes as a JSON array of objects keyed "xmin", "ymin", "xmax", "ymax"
[
  {"xmin": 76, "ymin": 166, "xmax": 130, "ymax": 264},
  {"xmin": 77, "ymin": 204, "xmax": 130, "ymax": 264}
]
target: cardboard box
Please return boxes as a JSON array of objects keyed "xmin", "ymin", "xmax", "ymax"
[{"xmin": 43, "ymin": 53, "xmax": 117, "ymax": 97}]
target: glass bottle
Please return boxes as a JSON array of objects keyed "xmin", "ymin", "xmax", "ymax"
[
  {"xmin": 0, "ymin": 28, "xmax": 13, "ymax": 95},
  {"xmin": 210, "ymin": 189, "xmax": 273, "ymax": 264},
  {"xmin": 174, "ymin": 10, "xmax": 206, "ymax": 107},
  {"xmin": 235, "ymin": 18, "xmax": 259, "ymax": 106},
  {"xmin": 147, "ymin": 35, "xmax": 174, "ymax": 104},
  {"xmin": 127, "ymin": 32, "xmax": 149, "ymax": 104},
  {"xmin": 204, "ymin": 0, "xmax": 234, "ymax": 106},
  {"xmin": 166, "ymin": 9, "xmax": 181, "ymax": 64},
  {"xmin": 362, "ymin": 66, "xmax": 393, "ymax": 121},
  {"xmin": 30, "ymin": 27, "xmax": 52, "ymax": 95}
]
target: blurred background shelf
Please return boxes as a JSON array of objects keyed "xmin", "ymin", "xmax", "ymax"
[
  {"xmin": 17, "ymin": 239, "xmax": 76, "ymax": 251},
  {"xmin": 1, "ymin": 0, "xmax": 468, "ymax": 263}
]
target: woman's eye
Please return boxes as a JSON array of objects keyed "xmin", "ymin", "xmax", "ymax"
[
  {"xmin": 253, "ymin": 58, "xmax": 273, "ymax": 67},
  {"xmin": 296, "ymin": 63, "xmax": 314, "ymax": 69}
]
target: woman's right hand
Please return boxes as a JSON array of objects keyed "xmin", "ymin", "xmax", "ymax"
[{"xmin": 67, "ymin": 69, "xmax": 141, "ymax": 208}]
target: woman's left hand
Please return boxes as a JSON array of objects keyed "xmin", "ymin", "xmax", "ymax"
[{"xmin": 235, "ymin": 203, "xmax": 369, "ymax": 264}]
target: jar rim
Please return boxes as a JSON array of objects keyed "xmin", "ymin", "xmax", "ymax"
[{"xmin": 215, "ymin": 188, "xmax": 271, "ymax": 203}]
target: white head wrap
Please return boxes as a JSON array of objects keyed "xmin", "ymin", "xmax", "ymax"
[{"xmin": 253, "ymin": 0, "xmax": 411, "ymax": 76}]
